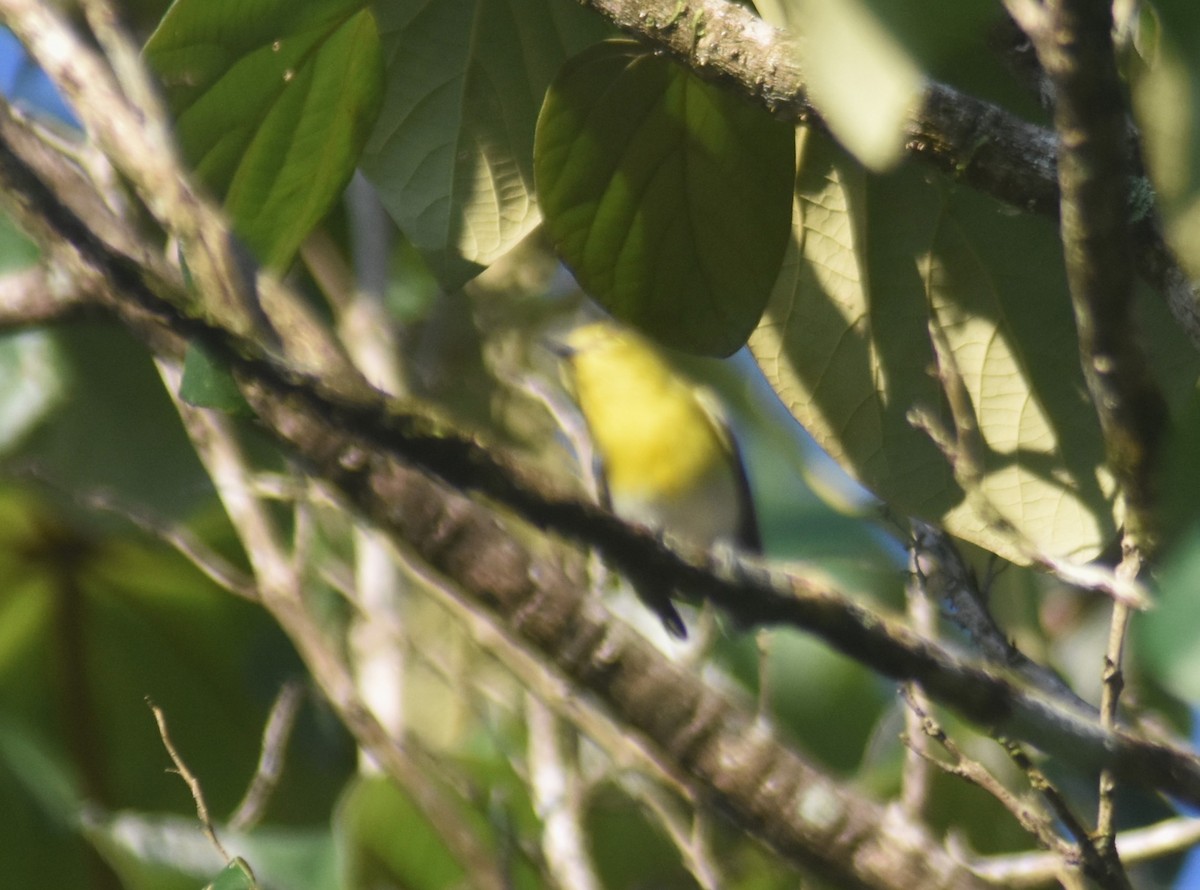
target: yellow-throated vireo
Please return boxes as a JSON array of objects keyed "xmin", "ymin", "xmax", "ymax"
[{"xmin": 558, "ymin": 321, "xmax": 760, "ymax": 636}]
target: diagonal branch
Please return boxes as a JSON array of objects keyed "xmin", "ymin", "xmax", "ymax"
[
  {"xmin": 0, "ymin": 104, "xmax": 1198, "ymax": 817},
  {"xmin": 0, "ymin": 0, "xmax": 1198, "ymax": 855}
]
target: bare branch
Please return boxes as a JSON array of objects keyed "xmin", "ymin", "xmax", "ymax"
[
  {"xmin": 1002, "ymin": 738, "xmax": 1130, "ymax": 890},
  {"xmin": 147, "ymin": 698, "xmax": 231, "ymax": 863},
  {"xmin": 903, "ymin": 690, "xmax": 1068, "ymax": 860},
  {"xmin": 1012, "ymin": 0, "xmax": 1168, "ymax": 554},
  {"xmin": 0, "ymin": 97, "xmax": 1195, "ymax": 818},
  {"xmin": 0, "ymin": 261, "xmax": 96, "ymax": 327},
  {"xmin": 526, "ymin": 695, "xmax": 603, "ymax": 890}
]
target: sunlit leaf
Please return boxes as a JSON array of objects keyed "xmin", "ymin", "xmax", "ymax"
[
  {"xmin": 0, "ymin": 330, "xmax": 65, "ymax": 454},
  {"xmin": 750, "ymin": 130, "xmax": 1200, "ymax": 562},
  {"xmin": 753, "ymin": 0, "xmax": 995, "ymax": 170},
  {"xmin": 145, "ymin": 0, "xmax": 384, "ymax": 268},
  {"xmin": 360, "ymin": 0, "xmax": 610, "ymax": 288},
  {"xmin": 535, "ymin": 40, "xmax": 794, "ymax": 357}
]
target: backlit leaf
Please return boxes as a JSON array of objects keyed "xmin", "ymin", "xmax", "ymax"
[
  {"xmin": 750, "ymin": 130, "xmax": 1199, "ymax": 561},
  {"xmin": 535, "ymin": 40, "xmax": 794, "ymax": 357},
  {"xmin": 360, "ymin": 0, "xmax": 610, "ymax": 288}
]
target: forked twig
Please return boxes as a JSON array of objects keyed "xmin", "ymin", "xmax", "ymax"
[{"xmin": 147, "ymin": 697, "xmax": 230, "ymax": 863}]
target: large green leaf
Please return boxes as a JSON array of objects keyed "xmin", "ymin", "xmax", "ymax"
[
  {"xmin": 145, "ymin": 0, "xmax": 384, "ymax": 269},
  {"xmin": 535, "ymin": 40, "xmax": 795, "ymax": 357},
  {"xmin": 359, "ymin": 0, "xmax": 610, "ymax": 288},
  {"xmin": 750, "ymin": 130, "xmax": 1199, "ymax": 562}
]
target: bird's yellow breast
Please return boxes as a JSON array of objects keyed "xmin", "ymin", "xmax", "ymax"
[{"xmin": 565, "ymin": 325, "xmax": 728, "ymax": 501}]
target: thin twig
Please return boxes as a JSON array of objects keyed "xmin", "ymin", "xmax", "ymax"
[
  {"xmin": 901, "ymin": 530, "xmax": 938, "ymax": 818},
  {"xmin": 229, "ymin": 681, "xmax": 306, "ymax": 832},
  {"xmin": 909, "ymin": 519, "xmax": 1089, "ymax": 710},
  {"xmin": 1097, "ymin": 543, "xmax": 1140, "ymax": 846},
  {"xmin": 147, "ymin": 697, "xmax": 231, "ymax": 863},
  {"xmin": 82, "ymin": 484, "xmax": 258, "ymax": 601},
  {"xmin": 1001, "ymin": 738, "xmax": 1133, "ymax": 889},
  {"xmin": 965, "ymin": 814, "xmax": 1200, "ymax": 886},
  {"xmin": 903, "ymin": 689, "xmax": 1067, "ymax": 858},
  {"xmin": 526, "ymin": 694, "xmax": 603, "ymax": 890}
]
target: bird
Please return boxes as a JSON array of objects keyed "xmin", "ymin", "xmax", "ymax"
[{"xmin": 556, "ymin": 320, "xmax": 760, "ymax": 636}]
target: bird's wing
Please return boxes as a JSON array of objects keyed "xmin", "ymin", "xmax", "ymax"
[{"xmin": 693, "ymin": 386, "xmax": 762, "ymax": 554}]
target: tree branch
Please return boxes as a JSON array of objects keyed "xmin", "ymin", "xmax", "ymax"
[
  {"xmin": 577, "ymin": 0, "xmax": 1200, "ymax": 349},
  {"xmin": 0, "ymin": 2, "xmax": 1197, "ymax": 880},
  {"xmin": 1013, "ymin": 0, "xmax": 1167, "ymax": 554},
  {"xmin": 0, "ymin": 98, "xmax": 1197, "ymax": 814},
  {"xmin": 7, "ymin": 107, "xmax": 1200, "ymax": 825}
]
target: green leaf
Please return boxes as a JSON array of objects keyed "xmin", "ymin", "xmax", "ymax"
[
  {"xmin": 535, "ymin": 41, "xmax": 795, "ymax": 357},
  {"xmin": 0, "ymin": 330, "xmax": 66, "ymax": 454},
  {"xmin": 179, "ymin": 342, "xmax": 250, "ymax": 414},
  {"xmin": 15, "ymin": 325, "xmax": 212, "ymax": 522},
  {"xmin": 749, "ymin": 130, "xmax": 1200, "ymax": 562},
  {"xmin": 336, "ymin": 775, "xmax": 465, "ymax": 890},
  {"xmin": 206, "ymin": 859, "xmax": 258, "ymax": 890},
  {"xmin": 360, "ymin": 0, "xmax": 611, "ymax": 288},
  {"xmin": 145, "ymin": 0, "xmax": 384, "ymax": 269},
  {"xmin": 1131, "ymin": 2, "xmax": 1200, "ymax": 280},
  {"xmin": 1138, "ymin": 525, "xmax": 1200, "ymax": 702},
  {"xmin": 86, "ymin": 811, "xmax": 338, "ymax": 890},
  {"xmin": 753, "ymin": 0, "xmax": 996, "ymax": 170}
]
